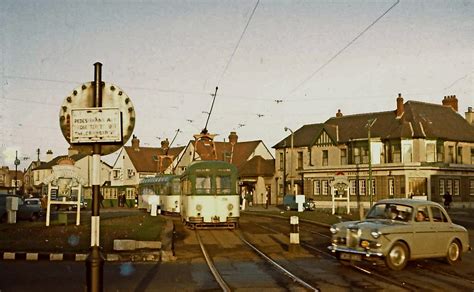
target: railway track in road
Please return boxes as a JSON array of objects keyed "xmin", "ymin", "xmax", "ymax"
[
  {"xmin": 244, "ymin": 214, "xmax": 423, "ymax": 291},
  {"xmin": 195, "ymin": 229, "xmax": 319, "ymax": 291}
]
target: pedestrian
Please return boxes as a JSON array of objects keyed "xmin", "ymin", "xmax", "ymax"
[
  {"xmin": 443, "ymin": 191, "xmax": 452, "ymax": 209},
  {"xmin": 265, "ymin": 193, "xmax": 269, "ymax": 209}
]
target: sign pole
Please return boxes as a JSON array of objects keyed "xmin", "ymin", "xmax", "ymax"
[{"xmin": 86, "ymin": 62, "xmax": 105, "ymax": 292}]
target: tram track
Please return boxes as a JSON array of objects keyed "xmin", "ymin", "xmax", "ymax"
[
  {"xmin": 246, "ymin": 215, "xmax": 422, "ymax": 291},
  {"xmin": 195, "ymin": 229, "xmax": 319, "ymax": 291}
]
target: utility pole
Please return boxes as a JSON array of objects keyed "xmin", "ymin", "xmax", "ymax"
[
  {"xmin": 284, "ymin": 127, "xmax": 295, "ymax": 194},
  {"xmin": 283, "ymin": 141, "xmax": 287, "ymax": 196},
  {"xmin": 366, "ymin": 118, "xmax": 377, "ymax": 207}
]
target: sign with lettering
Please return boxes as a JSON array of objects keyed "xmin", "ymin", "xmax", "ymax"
[{"xmin": 70, "ymin": 108, "xmax": 122, "ymax": 143}]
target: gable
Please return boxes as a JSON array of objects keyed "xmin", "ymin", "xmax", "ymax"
[{"xmin": 313, "ymin": 130, "xmax": 335, "ymax": 147}]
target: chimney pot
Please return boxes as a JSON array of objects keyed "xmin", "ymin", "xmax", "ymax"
[
  {"xmin": 228, "ymin": 131, "xmax": 238, "ymax": 145},
  {"xmin": 131, "ymin": 135, "xmax": 140, "ymax": 151},
  {"xmin": 396, "ymin": 93, "xmax": 404, "ymax": 117}
]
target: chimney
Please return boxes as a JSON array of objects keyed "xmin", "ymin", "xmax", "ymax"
[
  {"xmin": 442, "ymin": 95, "xmax": 458, "ymax": 112},
  {"xmin": 46, "ymin": 150, "xmax": 53, "ymax": 162},
  {"xmin": 396, "ymin": 93, "xmax": 404, "ymax": 117},
  {"xmin": 68, "ymin": 146, "xmax": 79, "ymax": 157},
  {"xmin": 336, "ymin": 109, "xmax": 343, "ymax": 118},
  {"xmin": 131, "ymin": 135, "xmax": 140, "ymax": 151},
  {"xmin": 466, "ymin": 107, "xmax": 473, "ymax": 125},
  {"xmin": 161, "ymin": 138, "xmax": 170, "ymax": 153},
  {"xmin": 228, "ymin": 131, "xmax": 238, "ymax": 145}
]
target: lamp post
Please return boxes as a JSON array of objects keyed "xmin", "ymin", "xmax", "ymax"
[
  {"xmin": 284, "ymin": 127, "xmax": 294, "ymax": 195},
  {"xmin": 14, "ymin": 151, "xmax": 20, "ymax": 195}
]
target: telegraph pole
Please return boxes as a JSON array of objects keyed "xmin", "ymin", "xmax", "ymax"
[{"xmin": 366, "ymin": 118, "xmax": 377, "ymax": 207}]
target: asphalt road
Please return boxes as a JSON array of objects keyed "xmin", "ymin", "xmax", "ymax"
[{"xmin": 1, "ymin": 208, "xmax": 473, "ymax": 291}]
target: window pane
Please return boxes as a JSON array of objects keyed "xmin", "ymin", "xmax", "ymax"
[
  {"xmin": 196, "ymin": 176, "xmax": 211, "ymax": 194},
  {"xmin": 313, "ymin": 180, "xmax": 321, "ymax": 195},
  {"xmin": 216, "ymin": 176, "xmax": 231, "ymax": 194}
]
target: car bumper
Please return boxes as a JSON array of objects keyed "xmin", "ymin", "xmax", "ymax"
[{"xmin": 328, "ymin": 245, "xmax": 384, "ymax": 258}]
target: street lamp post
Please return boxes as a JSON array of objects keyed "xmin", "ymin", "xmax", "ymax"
[
  {"xmin": 14, "ymin": 151, "xmax": 20, "ymax": 195},
  {"xmin": 284, "ymin": 127, "xmax": 294, "ymax": 194}
]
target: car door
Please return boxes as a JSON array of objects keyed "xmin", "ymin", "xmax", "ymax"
[
  {"xmin": 429, "ymin": 206, "xmax": 451, "ymax": 256},
  {"xmin": 412, "ymin": 206, "xmax": 437, "ymax": 257}
]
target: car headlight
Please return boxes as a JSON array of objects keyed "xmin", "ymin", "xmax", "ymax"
[
  {"xmin": 227, "ymin": 203, "xmax": 234, "ymax": 211},
  {"xmin": 371, "ymin": 230, "xmax": 382, "ymax": 239},
  {"xmin": 196, "ymin": 204, "xmax": 202, "ymax": 211},
  {"xmin": 330, "ymin": 225, "xmax": 340, "ymax": 234}
]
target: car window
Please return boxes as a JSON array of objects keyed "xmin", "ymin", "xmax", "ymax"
[
  {"xmin": 366, "ymin": 203, "xmax": 412, "ymax": 222},
  {"xmin": 415, "ymin": 206, "xmax": 429, "ymax": 222},
  {"xmin": 430, "ymin": 206, "xmax": 447, "ymax": 222}
]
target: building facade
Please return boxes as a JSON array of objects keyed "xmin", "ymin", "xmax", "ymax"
[{"xmin": 274, "ymin": 94, "xmax": 474, "ymax": 209}]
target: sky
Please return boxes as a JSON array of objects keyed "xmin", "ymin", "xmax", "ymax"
[{"xmin": 1, "ymin": 0, "xmax": 473, "ymax": 169}]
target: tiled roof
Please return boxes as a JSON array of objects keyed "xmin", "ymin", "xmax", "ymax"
[
  {"xmin": 275, "ymin": 100, "xmax": 474, "ymax": 148},
  {"xmin": 194, "ymin": 140, "xmax": 262, "ymax": 167},
  {"xmin": 33, "ymin": 154, "xmax": 87, "ymax": 170},
  {"xmin": 238, "ymin": 156, "xmax": 275, "ymax": 178},
  {"xmin": 273, "ymin": 124, "xmax": 325, "ymax": 149},
  {"xmin": 125, "ymin": 146, "xmax": 185, "ymax": 173}
]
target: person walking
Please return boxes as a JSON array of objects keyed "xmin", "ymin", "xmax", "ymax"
[{"xmin": 443, "ymin": 191, "xmax": 452, "ymax": 209}]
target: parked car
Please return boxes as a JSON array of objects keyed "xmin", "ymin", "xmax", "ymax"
[
  {"xmin": 328, "ymin": 199, "xmax": 471, "ymax": 270},
  {"xmin": 283, "ymin": 194, "xmax": 315, "ymax": 211},
  {"xmin": 0, "ymin": 195, "xmax": 44, "ymax": 223}
]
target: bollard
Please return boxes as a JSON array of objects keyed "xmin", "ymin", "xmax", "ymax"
[{"xmin": 289, "ymin": 216, "xmax": 300, "ymax": 252}]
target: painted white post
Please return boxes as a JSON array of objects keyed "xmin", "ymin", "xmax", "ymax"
[{"xmin": 290, "ymin": 216, "xmax": 300, "ymax": 245}]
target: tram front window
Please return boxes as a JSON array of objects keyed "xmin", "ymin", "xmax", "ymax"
[
  {"xmin": 216, "ymin": 176, "xmax": 231, "ymax": 194},
  {"xmin": 196, "ymin": 176, "xmax": 211, "ymax": 194}
]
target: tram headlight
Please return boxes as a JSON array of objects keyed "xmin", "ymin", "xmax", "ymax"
[
  {"xmin": 196, "ymin": 204, "xmax": 202, "ymax": 211},
  {"xmin": 227, "ymin": 203, "xmax": 234, "ymax": 211}
]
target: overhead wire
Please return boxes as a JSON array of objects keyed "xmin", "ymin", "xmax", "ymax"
[
  {"xmin": 287, "ymin": 0, "xmax": 400, "ymax": 97},
  {"xmin": 217, "ymin": 0, "xmax": 260, "ymax": 86}
]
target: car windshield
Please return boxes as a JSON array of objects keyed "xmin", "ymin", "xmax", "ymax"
[{"xmin": 366, "ymin": 203, "xmax": 413, "ymax": 222}]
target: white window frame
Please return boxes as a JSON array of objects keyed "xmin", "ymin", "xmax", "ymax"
[
  {"xmin": 454, "ymin": 179, "xmax": 460, "ymax": 196},
  {"xmin": 388, "ymin": 178, "xmax": 394, "ymax": 197},
  {"xmin": 313, "ymin": 180, "xmax": 321, "ymax": 195},
  {"xmin": 359, "ymin": 180, "xmax": 366, "ymax": 196},
  {"xmin": 322, "ymin": 180, "xmax": 329, "ymax": 196}
]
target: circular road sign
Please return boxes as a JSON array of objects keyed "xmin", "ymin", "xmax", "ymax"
[{"xmin": 59, "ymin": 82, "xmax": 135, "ymax": 155}]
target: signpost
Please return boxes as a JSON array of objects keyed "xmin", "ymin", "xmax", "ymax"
[{"xmin": 59, "ymin": 63, "xmax": 135, "ymax": 292}]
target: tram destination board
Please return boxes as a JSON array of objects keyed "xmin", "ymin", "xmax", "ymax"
[{"xmin": 70, "ymin": 107, "xmax": 122, "ymax": 143}]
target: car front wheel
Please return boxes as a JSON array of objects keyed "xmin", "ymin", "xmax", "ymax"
[
  {"xmin": 385, "ymin": 242, "xmax": 409, "ymax": 270},
  {"xmin": 446, "ymin": 240, "xmax": 461, "ymax": 265}
]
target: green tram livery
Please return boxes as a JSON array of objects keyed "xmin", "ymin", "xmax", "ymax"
[{"xmin": 180, "ymin": 160, "xmax": 240, "ymax": 229}]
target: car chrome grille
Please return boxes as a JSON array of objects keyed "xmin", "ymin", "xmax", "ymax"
[{"xmin": 346, "ymin": 227, "xmax": 360, "ymax": 248}]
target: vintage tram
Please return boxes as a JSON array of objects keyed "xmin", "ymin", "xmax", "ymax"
[
  {"xmin": 138, "ymin": 175, "xmax": 181, "ymax": 214},
  {"xmin": 180, "ymin": 160, "xmax": 240, "ymax": 229}
]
